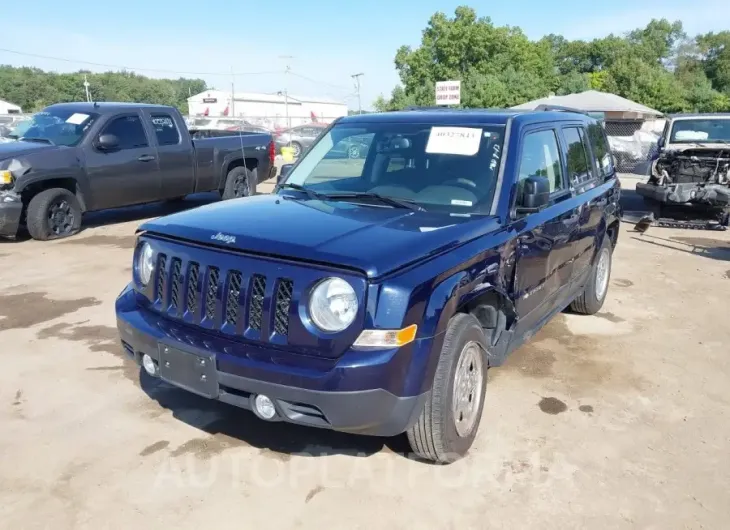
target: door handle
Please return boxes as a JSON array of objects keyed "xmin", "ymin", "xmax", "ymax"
[{"xmin": 138, "ymin": 154, "xmax": 156, "ymax": 162}]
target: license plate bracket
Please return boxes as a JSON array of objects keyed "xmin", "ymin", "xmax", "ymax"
[{"xmin": 158, "ymin": 344, "xmax": 219, "ymax": 399}]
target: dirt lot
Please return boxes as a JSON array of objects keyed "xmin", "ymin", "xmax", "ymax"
[{"xmin": 1, "ymin": 175, "xmax": 729, "ymax": 529}]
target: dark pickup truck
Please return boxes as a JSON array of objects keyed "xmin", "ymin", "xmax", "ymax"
[
  {"xmin": 0, "ymin": 102, "xmax": 276, "ymax": 241},
  {"xmin": 117, "ymin": 107, "xmax": 621, "ymax": 463}
]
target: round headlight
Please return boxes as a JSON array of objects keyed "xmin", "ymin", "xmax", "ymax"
[
  {"xmin": 137, "ymin": 242, "xmax": 155, "ymax": 286},
  {"xmin": 309, "ymin": 278, "xmax": 358, "ymax": 332}
]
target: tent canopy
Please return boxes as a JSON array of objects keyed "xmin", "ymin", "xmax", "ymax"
[{"xmin": 511, "ymin": 90, "xmax": 663, "ymax": 118}]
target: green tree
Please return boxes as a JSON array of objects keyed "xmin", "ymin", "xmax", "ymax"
[{"xmin": 0, "ymin": 65, "xmax": 207, "ymax": 113}]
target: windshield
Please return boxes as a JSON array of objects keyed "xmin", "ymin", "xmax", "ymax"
[
  {"xmin": 281, "ymin": 122, "xmax": 506, "ymax": 214},
  {"xmin": 19, "ymin": 109, "xmax": 99, "ymax": 146},
  {"xmin": 669, "ymin": 119, "xmax": 730, "ymax": 144}
]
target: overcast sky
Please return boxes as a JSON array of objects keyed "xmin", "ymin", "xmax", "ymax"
[{"xmin": 3, "ymin": 0, "xmax": 730, "ymax": 110}]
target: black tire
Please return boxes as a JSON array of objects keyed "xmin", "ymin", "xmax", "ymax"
[
  {"xmin": 407, "ymin": 313, "xmax": 488, "ymax": 464},
  {"xmin": 221, "ymin": 167, "xmax": 256, "ymax": 200},
  {"xmin": 291, "ymin": 142, "xmax": 302, "ymax": 158},
  {"xmin": 570, "ymin": 237, "xmax": 613, "ymax": 315},
  {"xmin": 26, "ymin": 188, "xmax": 82, "ymax": 241}
]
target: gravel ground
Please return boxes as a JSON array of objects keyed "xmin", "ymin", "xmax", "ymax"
[{"xmin": 1, "ymin": 174, "xmax": 729, "ymax": 529}]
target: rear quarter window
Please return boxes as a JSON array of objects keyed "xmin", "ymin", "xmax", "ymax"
[{"xmin": 586, "ymin": 123, "xmax": 614, "ymax": 178}]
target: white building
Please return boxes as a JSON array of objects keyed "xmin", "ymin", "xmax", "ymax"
[
  {"xmin": 0, "ymin": 99, "xmax": 22, "ymax": 114},
  {"xmin": 187, "ymin": 90, "xmax": 347, "ymax": 129}
]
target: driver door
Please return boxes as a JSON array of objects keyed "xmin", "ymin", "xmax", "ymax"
[
  {"xmin": 510, "ymin": 127, "xmax": 576, "ymax": 336},
  {"xmin": 84, "ymin": 113, "xmax": 161, "ymax": 210}
]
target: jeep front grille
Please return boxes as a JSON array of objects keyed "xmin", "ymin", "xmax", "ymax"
[{"xmin": 153, "ymin": 258, "xmax": 293, "ymax": 340}]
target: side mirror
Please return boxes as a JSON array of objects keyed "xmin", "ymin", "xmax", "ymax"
[
  {"xmin": 657, "ymin": 136, "xmax": 665, "ymax": 149},
  {"xmin": 278, "ymin": 164, "xmax": 294, "ymax": 183},
  {"xmin": 97, "ymin": 133, "xmax": 119, "ymax": 151},
  {"xmin": 516, "ymin": 175, "xmax": 551, "ymax": 214}
]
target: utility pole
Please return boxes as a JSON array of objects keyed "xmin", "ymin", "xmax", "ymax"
[
  {"xmin": 83, "ymin": 74, "xmax": 91, "ymax": 103},
  {"xmin": 279, "ymin": 56, "xmax": 294, "ymax": 128},
  {"xmin": 230, "ymin": 66, "xmax": 236, "ymax": 117},
  {"xmin": 351, "ymin": 73, "xmax": 364, "ymax": 114}
]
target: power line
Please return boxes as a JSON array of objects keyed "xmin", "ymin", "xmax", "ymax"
[
  {"xmin": 0, "ymin": 47, "xmax": 281, "ymax": 77},
  {"xmin": 287, "ymin": 71, "xmax": 352, "ymax": 91}
]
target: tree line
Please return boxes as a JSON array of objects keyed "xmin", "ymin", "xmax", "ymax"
[
  {"xmin": 375, "ymin": 6, "xmax": 730, "ymax": 114},
  {"xmin": 0, "ymin": 66, "xmax": 207, "ymax": 113}
]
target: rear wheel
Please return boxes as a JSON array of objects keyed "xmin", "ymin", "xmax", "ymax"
[
  {"xmin": 406, "ymin": 313, "xmax": 488, "ymax": 464},
  {"xmin": 290, "ymin": 142, "xmax": 302, "ymax": 158},
  {"xmin": 26, "ymin": 188, "xmax": 82, "ymax": 241},
  {"xmin": 570, "ymin": 237, "xmax": 612, "ymax": 315},
  {"xmin": 222, "ymin": 167, "xmax": 255, "ymax": 200}
]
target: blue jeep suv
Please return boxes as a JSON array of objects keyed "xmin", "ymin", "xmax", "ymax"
[{"xmin": 116, "ymin": 108, "xmax": 621, "ymax": 463}]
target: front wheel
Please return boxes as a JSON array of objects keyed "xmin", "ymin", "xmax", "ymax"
[
  {"xmin": 26, "ymin": 188, "xmax": 82, "ymax": 241},
  {"xmin": 222, "ymin": 167, "xmax": 256, "ymax": 200},
  {"xmin": 407, "ymin": 313, "xmax": 488, "ymax": 464},
  {"xmin": 570, "ymin": 237, "xmax": 613, "ymax": 315}
]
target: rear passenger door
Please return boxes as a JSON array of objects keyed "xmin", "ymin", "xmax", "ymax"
[
  {"xmin": 511, "ymin": 126, "xmax": 576, "ymax": 334},
  {"xmin": 560, "ymin": 124, "xmax": 606, "ymax": 285},
  {"xmin": 84, "ymin": 113, "xmax": 161, "ymax": 209},
  {"xmin": 143, "ymin": 111, "xmax": 196, "ymax": 199}
]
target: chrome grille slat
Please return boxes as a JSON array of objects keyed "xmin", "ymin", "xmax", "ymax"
[
  {"xmin": 170, "ymin": 258, "xmax": 182, "ymax": 311},
  {"xmin": 186, "ymin": 262, "xmax": 200, "ymax": 316},
  {"xmin": 205, "ymin": 267, "xmax": 220, "ymax": 321},
  {"xmin": 225, "ymin": 271, "xmax": 242, "ymax": 326},
  {"xmin": 249, "ymin": 274, "xmax": 266, "ymax": 331},
  {"xmin": 274, "ymin": 279, "xmax": 293, "ymax": 335},
  {"xmin": 156, "ymin": 254, "xmax": 167, "ymax": 303}
]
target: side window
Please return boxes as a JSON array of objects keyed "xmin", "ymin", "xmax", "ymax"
[
  {"xmin": 563, "ymin": 127, "xmax": 593, "ymax": 186},
  {"xmin": 102, "ymin": 115, "xmax": 148, "ymax": 149},
  {"xmin": 518, "ymin": 130, "xmax": 564, "ymax": 193},
  {"xmin": 586, "ymin": 123, "xmax": 614, "ymax": 178},
  {"xmin": 151, "ymin": 114, "xmax": 181, "ymax": 146}
]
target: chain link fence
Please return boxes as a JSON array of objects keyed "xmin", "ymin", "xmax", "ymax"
[{"xmin": 603, "ymin": 120, "xmax": 661, "ymax": 176}]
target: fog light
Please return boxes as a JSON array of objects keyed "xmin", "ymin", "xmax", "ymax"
[
  {"xmin": 142, "ymin": 354, "xmax": 158, "ymax": 376},
  {"xmin": 254, "ymin": 394, "xmax": 277, "ymax": 420}
]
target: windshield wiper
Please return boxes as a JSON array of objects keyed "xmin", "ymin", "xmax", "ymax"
[
  {"xmin": 21, "ymin": 137, "xmax": 55, "ymax": 145},
  {"xmin": 279, "ymin": 183, "xmax": 326, "ymax": 201},
  {"xmin": 322, "ymin": 192, "xmax": 425, "ymax": 211}
]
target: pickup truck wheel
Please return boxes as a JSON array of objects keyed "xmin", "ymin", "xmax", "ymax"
[
  {"xmin": 26, "ymin": 188, "xmax": 82, "ymax": 241},
  {"xmin": 406, "ymin": 313, "xmax": 488, "ymax": 464},
  {"xmin": 570, "ymin": 237, "xmax": 613, "ymax": 315},
  {"xmin": 222, "ymin": 167, "xmax": 255, "ymax": 200}
]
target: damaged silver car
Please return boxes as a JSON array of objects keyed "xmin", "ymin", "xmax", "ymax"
[{"xmin": 636, "ymin": 114, "xmax": 730, "ymax": 229}]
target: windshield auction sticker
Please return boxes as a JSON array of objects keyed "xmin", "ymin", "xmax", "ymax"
[
  {"xmin": 66, "ymin": 113, "xmax": 90, "ymax": 125},
  {"xmin": 426, "ymin": 127, "xmax": 482, "ymax": 156}
]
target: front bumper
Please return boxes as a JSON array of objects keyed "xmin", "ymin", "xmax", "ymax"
[
  {"xmin": 636, "ymin": 182, "xmax": 730, "ymax": 207},
  {"xmin": 116, "ymin": 285, "xmax": 430, "ymax": 437},
  {"xmin": 0, "ymin": 191, "xmax": 22, "ymax": 238}
]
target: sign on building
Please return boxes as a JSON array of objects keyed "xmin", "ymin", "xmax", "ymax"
[{"xmin": 435, "ymin": 80, "xmax": 461, "ymax": 106}]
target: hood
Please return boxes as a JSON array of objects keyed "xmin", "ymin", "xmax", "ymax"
[
  {"xmin": 139, "ymin": 194, "xmax": 500, "ymax": 278},
  {"xmin": 0, "ymin": 140, "xmax": 61, "ymax": 160}
]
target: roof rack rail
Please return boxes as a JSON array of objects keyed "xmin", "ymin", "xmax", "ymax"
[
  {"xmin": 402, "ymin": 106, "xmax": 459, "ymax": 111},
  {"xmin": 534, "ymin": 104, "xmax": 589, "ymax": 116}
]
